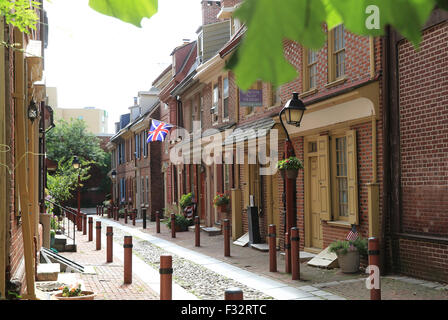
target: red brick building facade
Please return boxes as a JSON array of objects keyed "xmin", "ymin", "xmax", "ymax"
[{"xmin": 383, "ymin": 9, "xmax": 448, "ymax": 282}]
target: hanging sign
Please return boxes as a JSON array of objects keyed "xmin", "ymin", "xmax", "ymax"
[{"xmin": 239, "ymin": 89, "xmax": 263, "ymax": 107}]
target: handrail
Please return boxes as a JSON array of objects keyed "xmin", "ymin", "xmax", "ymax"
[{"xmin": 44, "ymin": 199, "xmax": 79, "ymax": 244}]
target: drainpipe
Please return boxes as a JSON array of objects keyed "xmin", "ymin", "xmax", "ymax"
[{"xmin": 380, "ymin": 26, "xmax": 391, "ymax": 275}]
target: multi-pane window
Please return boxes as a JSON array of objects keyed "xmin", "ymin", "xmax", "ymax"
[
  {"xmin": 118, "ymin": 142, "xmax": 125, "ymax": 164},
  {"xmin": 223, "ymin": 77, "xmax": 229, "ymax": 119},
  {"xmin": 224, "ymin": 165, "xmax": 230, "ymax": 192},
  {"xmin": 335, "ymin": 136, "xmax": 348, "ymax": 218},
  {"xmin": 307, "ymin": 49, "xmax": 318, "ymax": 89},
  {"xmin": 143, "ymin": 131, "xmax": 148, "ymax": 157},
  {"xmin": 212, "ymin": 84, "xmax": 219, "ymax": 117},
  {"xmin": 333, "ymin": 24, "xmax": 345, "ymax": 79},
  {"xmin": 135, "ymin": 134, "xmax": 140, "ymax": 159}
]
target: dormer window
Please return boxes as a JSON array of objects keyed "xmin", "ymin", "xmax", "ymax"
[{"xmin": 197, "ymin": 32, "xmax": 204, "ymax": 63}]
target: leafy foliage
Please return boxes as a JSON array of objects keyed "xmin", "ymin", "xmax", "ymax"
[
  {"xmin": 46, "ymin": 119, "xmax": 107, "ymax": 167},
  {"xmin": 0, "ymin": 0, "xmax": 39, "ymax": 33},
  {"xmin": 276, "ymin": 156, "xmax": 304, "ymax": 171},
  {"xmin": 230, "ymin": 0, "xmax": 441, "ymax": 90},
  {"xmin": 46, "ymin": 157, "xmax": 93, "ymax": 205},
  {"xmin": 179, "ymin": 193, "xmax": 193, "ymax": 209},
  {"xmin": 329, "ymin": 237, "xmax": 368, "ymax": 257},
  {"xmin": 59, "ymin": 283, "xmax": 83, "ymax": 297},
  {"xmin": 165, "ymin": 213, "xmax": 193, "ymax": 230},
  {"xmin": 88, "ymin": 0, "xmax": 158, "ymax": 27},
  {"xmin": 213, "ymin": 193, "xmax": 230, "ymax": 207}
]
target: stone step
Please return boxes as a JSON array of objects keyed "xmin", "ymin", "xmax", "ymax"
[
  {"xmin": 307, "ymin": 246, "xmax": 338, "ymax": 268},
  {"xmin": 233, "ymin": 233, "xmax": 250, "ymax": 247},
  {"xmin": 280, "ymin": 251, "xmax": 317, "ymax": 263},
  {"xmin": 250, "ymin": 243, "xmax": 269, "ymax": 252},
  {"xmin": 36, "ymin": 263, "xmax": 60, "ymax": 282},
  {"xmin": 188, "ymin": 225, "xmax": 205, "ymax": 232},
  {"xmin": 54, "ymin": 234, "xmax": 67, "ymax": 246},
  {"xmin": 201, "ymin": 226, "xmax": 222, "ymax": 236}
]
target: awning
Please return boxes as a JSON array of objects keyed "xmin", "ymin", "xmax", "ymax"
[{"xmin": 223, "ymin": 118, "xmax": 275, "ymax": 146}]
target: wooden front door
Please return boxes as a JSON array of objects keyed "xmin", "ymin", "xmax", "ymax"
[{"xmin": 309, "ymin": 155, "xmax": 323, "ymax": 249}]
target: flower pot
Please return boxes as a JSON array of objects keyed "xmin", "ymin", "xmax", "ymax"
[
  {"xmin": 54, "ymin": 291, "xmax": 96, "ymax": 300},
  {"xmin": 174, "ymin": 225, "xmax": 188, "ymax": 232},
  {"xmin": 286, "ymin": 169, "xmax": 298, "ymax": 180},
  {"xmin": 336, "ymin": 249, "xmax": 360, "ymax": 273},
  {"xmin": 217, "ymin": 204, "xmax": 228, "ymax": 213}
]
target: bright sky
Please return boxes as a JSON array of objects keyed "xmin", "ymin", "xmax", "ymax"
[{"xmin": 43, "ymin": 0, "xmax": 202, "ymax": 134}]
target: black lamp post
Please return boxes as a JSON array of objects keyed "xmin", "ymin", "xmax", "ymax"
[
  {"xmin": 72, "ymin": 156, "xmax": 81, "ymax": 230},
  {"xmin": 278, "ymin": 92, "xmax": 306, "ymax": 274}
]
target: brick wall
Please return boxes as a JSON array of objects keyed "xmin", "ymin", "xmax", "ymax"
[
  {"xmin": 201, "ymin": 0, "xmax": 222, "ymax": 25},
  {"xmin": 5, "ymin": 23, "xmax": 26, "ymax": 294},
  {"xmin": 399, "ymin": 22, "xmax": 448, "ymax": 236},
  {"xmin": 396, "ymin": 21, "xmax": 448, "ymax": 282}
]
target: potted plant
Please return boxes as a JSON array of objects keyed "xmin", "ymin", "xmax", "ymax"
[
  {"xmin": 179, "ymin": 193, "xmax": 193, "ymax": 210},
  {"xmin": 213, "ymin": 193, "xmax": 230, "ymax": 212},
  {"xmin": 276, "ymin": 156, "xmax": 303, "ymax": 179},
  {"xmin": 165, "ymin": 214, "xmax": 192, "ymax": 232},
  {"xmin": 329, "ymin": 237, "xmax": 367, "ymax": 273},
  {"xmin": 54, "ymin": 283, "xmax": 96, "ymax": 300}
]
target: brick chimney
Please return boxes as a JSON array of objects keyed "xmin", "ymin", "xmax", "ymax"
[
  {"xmin": 201, "ymin": 0, "xmax": 221, "ymax": 25},
  {"xmin": 222, "ymin": 0, "xmax": 242, "ymax": 7}
]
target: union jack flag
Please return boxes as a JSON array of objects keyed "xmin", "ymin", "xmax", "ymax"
[
  {"xmin": 147, "ymin": 120, "xmax": 173, "ymax": 142},
  {"xmin": 346, "ymin": 224, "xmax": 359, "ymax": 241}
]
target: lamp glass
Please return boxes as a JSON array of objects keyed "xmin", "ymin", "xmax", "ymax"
[
  {"xmin": 72, "ymin": 157, "xmax": 80, "ymax": 169},
  {"xmin": 287, "ymin": 108, "xmax": 305, "ymax": 125}
]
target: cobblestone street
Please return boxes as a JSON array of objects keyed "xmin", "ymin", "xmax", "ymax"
[{"xmin": 35, "ymin": 209, "xmax": 448, "ymax": 301}]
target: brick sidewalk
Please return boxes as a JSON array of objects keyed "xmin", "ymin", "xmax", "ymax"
[
  {"xmin": 99, "ymin": 213, "xmax": 448, "ymax": 300},
  {"xmin": 55, "ymin": 227, "xmax": 159, "ymax": 300}
]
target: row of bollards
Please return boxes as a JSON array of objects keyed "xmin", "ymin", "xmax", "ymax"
[
  {"xmin": 82, "ymin": 215, "xmax": 244, "ymax": 300},
  {"xmin": 80, "ymin": 205, "xmax": 251, "ymax": 300}
]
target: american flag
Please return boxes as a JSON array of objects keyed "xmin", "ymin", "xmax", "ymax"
[
  {"xmin": 346, "ymin": 224, "xmax": 359, "ymax": 241},
  {"xmin": 147, "ymin": 120, "xmax": 173, "ymax": 142}
]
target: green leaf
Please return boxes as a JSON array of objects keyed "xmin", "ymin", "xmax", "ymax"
[
  {"xmin": 88, "ymin": 0, "xmax": 158, "ymax": 27},
  {"xmin": 230, "ymin": 0, "xmax": 439, "ymax": 90},
  {"xmin": 327, "ymin": 0, "xmax": 436, "ymax": 47},
  {"xmin": 232, "ymin": 0, "xmax": 327, "ymax": 90}
]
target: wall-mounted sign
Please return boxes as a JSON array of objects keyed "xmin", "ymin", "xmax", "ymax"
[{"xmin": 240, "ymin": 89, "xmax": 263, "ymax": 107}]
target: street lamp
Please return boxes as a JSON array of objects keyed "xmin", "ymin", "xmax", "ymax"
[
  {"xmin": 72, "ymin": 156, "xmax": 82, "ymax": 231},
  {"xmin": 278, "ymin": 92, "xmax": 306, "ymax": 274},
  {"xmin": 279, "ymin": 92, "xmax": 306, "ymax": 142},
  {"xmin": 72, "ymin": 156, "xmax": 80, "ymax": 169},
  {"xmin": 27, "ymin": 100, "xmax": 39, "ymax": 122}
]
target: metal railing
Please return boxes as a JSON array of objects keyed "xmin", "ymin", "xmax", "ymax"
[{"xmin": 45, "ymin": 199, "xmax": 79, "ymax": 244}]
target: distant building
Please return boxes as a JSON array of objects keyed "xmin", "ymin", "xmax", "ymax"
[{"xmin": 46, "ymin": 87, "xmax": 109, "ymax": 134}]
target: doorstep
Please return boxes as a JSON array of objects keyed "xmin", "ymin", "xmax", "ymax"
[
  {"xmin": 280, "ymin": 251, "xmax": 317, "ymax": 263},
  {"xmin": 250, "ymin": 243, "xmax": 269, "ymax": 252}
]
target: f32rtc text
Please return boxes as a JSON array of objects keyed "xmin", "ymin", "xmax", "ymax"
[{"xmin": 225, "ymin": 305, "xmax": 267, "ymax": 315}]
